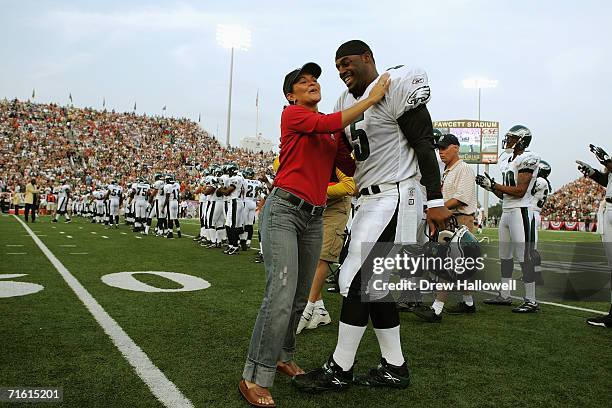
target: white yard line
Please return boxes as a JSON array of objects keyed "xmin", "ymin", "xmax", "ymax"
[
  {"xmin": 69, "ymin": 252, "xmax": 89, "ymax": 255},
  {"xmin": 13, "ymin": 215, "xmax": 194, "ymax": 408},
  {"xmin": 6, "ymin": 252, "xmax": 27, "ymax": 255},
  {"xmin": 6, "ymin": 244, "xmax": 24, "ymax": 247},
  {"xmin": 59, "ymin": 245, "xmax": 77, "ymax": 247},
  {"xmin": 479, "ymin": 290, "xmax": 607, "ymax": 315}
]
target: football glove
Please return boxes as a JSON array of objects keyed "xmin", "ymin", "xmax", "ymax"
[
  {"xmin": 575, "ymin": 160, "xmax": 595, "ymax": 177},
  {"xmin": 589, "ymin": 144, "xmax": 611, "ymax": 165},
  {"xmin": 475, "ymin": 172, "xmax": 496, "ymax": 191}
]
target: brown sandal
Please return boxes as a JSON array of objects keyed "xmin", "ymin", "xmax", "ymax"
[
  {"xmin": 276, "ymin": 361, "xmax": 305, "ymax": 377},
  {"xmin": 239, "ymin": 379, "xmax": 276, "ymax": 407}
]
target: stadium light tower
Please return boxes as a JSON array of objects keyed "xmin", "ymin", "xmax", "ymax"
[
  {"xmin": 217, "ymin": 24, "xmax": 251, "ymax": 147},
  {"xmin": 463, "ymin": 78, "xmax": 498, "ymax": 220}
]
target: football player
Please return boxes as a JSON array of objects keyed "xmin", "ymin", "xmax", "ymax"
[
  {"xmin": 577, "ymin": 144, "xmax": 612, "ymax": 327},
  {"xmin": 477, "ymin": 125, "xmax": 541, "ymax": 313},
  {"xmin": 193, "ymin": 170, "xmax": 210, "ymax": 243},
  {"xmin": 133, "ymin": 178, "xmax": 151, "ymax": 233},
  {"xmin": 203, "ymin": 166, "xmax": 227, "ymax": 248},
  {"xmin": 217, "ymin": 163, "xmax": 244, "ymax": 255},
  {"xmin": 147, "ymin": 173, "xmax": 167, "ymax": 236},
  {"xmin": 530, "ymin": 160, "xmax": 551, "ymax": 283},
  {"xmin": 241, "ymin": 168, "xmax": 261, "ymax": 251},
  {"xmin": 164, "ymin": 175, "xmax": 181, "ymax": 238},
  {"xmin": 106, "ymin": 180, "xmax": 123, "ymax": 229},
  {"xmin": 52, "ymin": 179, "xmax": 72, "ymax": 223},
  {"xmin": 294, "ymin": 40, "xmax": 451, "ymax": 392}
]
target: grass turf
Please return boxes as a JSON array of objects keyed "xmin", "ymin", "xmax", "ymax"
[{"xmin": 1, "ymin": 214, "xmax": 611, "ymax": 407}]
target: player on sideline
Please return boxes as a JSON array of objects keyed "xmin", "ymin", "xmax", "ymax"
[
  {"xmin": 147, "ymin": 174, "xmax": 166, "ymax": 236},
  {"xmin": 477, "ymin": 125, "xmax": 541, "ymax": 313},
  {"xmin": 164, "ymin": 175, "xmax": 181, "ymax": 238},
  {"xmin": 294, "ymin": 40, "xmax": 450, "ymax": 392},
  {"xmin": 577, "ymin": 144, "xmax": 612, "ymax": 327},
  {"xmin": 240, "ymin": 168, "xmax": 261, "ymax": 251},
  {"xmin": 133, "ymin": 178, "xmax": 150, "ymax": 233},
  {"xmin": 52, "ymin": 179, "xmax": 72, "ymax": 223},
  {"xmin": 530, "ymin": 160, "xmax": 551, "ymax": 284},
  {"xmin": 106, "ymin": 180, "xmax": 123, "ymax": 229},
  {"xmin": 218, "ymin": 163, "xmax": 244, "ymax": 255}
]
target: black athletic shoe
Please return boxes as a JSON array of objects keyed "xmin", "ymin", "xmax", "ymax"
[
  {"xmin": 586, "ymin": 313, "xmax": 612, "ymax": 328},
  {"xmin": 166, "ymin": 232, "xmax": 174, "ymax": 239},
  {"xmin": 446, "ymin": 301, "xmax": 476, "ymax": 315},
  {"xmin": 354, "ymin": 358, "xmax": 410, "ymax": 389},
  {"xmin": 292, "ymin": 356, "xmax": 353, "ymax": 393},
  {"xmin": 227, "ymin": 246, "xmax": 240, "ymax": 255},
  {"xmin": 177, "ymin": 231, "xmax": 181, "ymax": 238},
  {"xmin": 52, "ymin": 219, "xmax": 58, "ymax": 223},
  {"xmin": 511, "ymin": 299, "xmax": 539, "ymax": 313},
  {"xmin": 253, "ymin": 253, "xmax": 264, "ymax": 263},
  {"xmin": 241, "ymin": 242, "xmax": 248, "ymax": 251},
  {"xmin": 413, "ymin": 307, "xmax": 442, "ymax": 323},
  {"xmin": 396, "ymin": 301, "xmax": 424, "ymax": 313},
  {"xmin": 483, "ymin": 293, "xmax": 513, "ymax": 305}
]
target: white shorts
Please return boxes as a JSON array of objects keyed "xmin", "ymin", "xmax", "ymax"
[
  {"xmin": 95, "ymin": 200, "xmax": 105, "ymax": 216},
  {"xmin": 168, "ymin": 200, "xmax": 179, "ymax": 220},
  {"xmin": 499, "ymin": 207, "xmax": 534, "ymax": 262},
  {"xmin": 533, "ymin": 210, "xmax": 541, "ymax": 249},
  {"xmin": 339, "ymin": 178, "xmax": 422, "ymax": 300},
  {"xmin": 225, "ymin": 198, "xmax": 244, "ymax": 229},
  {"xmin": 209, "ymin": 200, "xmax": 226, "ymax": 228},
  {"xmin": 148, "ymin": 198, "xmax": 166, "ymax": 219},
  {"xmin": 57, "ymin": 197, "xmax": 68, "ymax": 213},
  {"xmin": 243, "ymin": 199, "xmax": 257, "ymax": 226},
  {"xmin": 603, "ymin": 205, "xmax": 612, "ymax": 266},
  {"xmin": 135, "ymin": 200, "xmax": 148, "ymax": 219},
  {"xmin": 109, "ymin": 198, "xmax": 120, "ymax": 216}
]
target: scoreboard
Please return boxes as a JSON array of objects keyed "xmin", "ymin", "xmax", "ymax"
[{"xmin": 433, "ymin": 120, "xmax": 499, "ymax": 164}]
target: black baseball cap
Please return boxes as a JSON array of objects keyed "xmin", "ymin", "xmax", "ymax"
[
  {"xmin": 436, "ymin": 133, "xmax": 460, "ymax": 148},
  {"xmin": 283, "ymin": 62, "xmax": 322, "ymax": 99}
]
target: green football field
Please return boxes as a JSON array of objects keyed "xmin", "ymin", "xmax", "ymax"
[{"xmin": 1, "ymin": 214, "xmax": 611, "ymax": 408}]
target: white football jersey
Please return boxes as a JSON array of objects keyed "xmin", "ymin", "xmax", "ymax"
[
  {"xmin": 93, "ymin": 189, "xmax": 105, "ymax": 200},
  {"xmin": 153, "ymin": 180, "xmax": 165, "ymax": 199},
  {"xmin": 226, "ymin": 175, "xmax": 244, "ymax": 200},
  {"xmin": 107, "ymin": 184, "xmax": 123, "ymax": 200},
  {"xmin": 498, "ymin": 151, "xmax": 540, "ymax": 209},
  {"xmin": 334, "ymin": 65, "xmax": 431, "ymax": 189},
  {"xmin": 244, "ymin": 179, "xmax": 263, "ymax": 200},
  {"xmin": 171, "ymin": 182, "xmax": 180, "ymax": 201},
  {"xmin": 135, "ymin": 182, "xmax": 150, "ymax": 201},
  {"xmin": 530, "ymin": 177, "xmax": 549, "ymax": 212},
  {"xmin": 57, "ymin": 184, "xmax": 70, "ymax": 199}
]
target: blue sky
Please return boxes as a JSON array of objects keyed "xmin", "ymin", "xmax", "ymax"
[{"xmin": 1, "ymin": 0, "xmax": 611, "ymax": 192}]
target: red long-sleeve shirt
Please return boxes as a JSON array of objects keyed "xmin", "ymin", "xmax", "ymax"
[{"xmin": 274, "ymin": 105, "xmax": 355, "ymax": 206}]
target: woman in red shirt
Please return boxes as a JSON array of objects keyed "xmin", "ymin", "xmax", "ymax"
[{"xmin": 239, "ymin": 62, "xmax": 389, "ymax": 407}]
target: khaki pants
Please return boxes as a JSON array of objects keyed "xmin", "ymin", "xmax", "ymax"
[{"xmin": 320, "ymin": 196, "xmax": 351, "ymax": 263}]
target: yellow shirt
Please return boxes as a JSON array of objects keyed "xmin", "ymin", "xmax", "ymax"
[
  {"xmin": 327, "ymin": 168, "xmax": 356, "ymax": 201},
  {"xmin": 25, "ymin": 183, "xmax": 38, "ymax": 204}
]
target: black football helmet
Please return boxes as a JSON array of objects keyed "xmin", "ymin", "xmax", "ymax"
[
  {"xmin": 537, "ymin": 160, "xmax": 551, "ymax": 179},
  {"xmin": 433, "ymin": 128, "xmax": 444, "ymax": 142},
  {"xmin": 242, "ymin": 168, "xmax": 255, "ymax": 179},
  {"xmin": 225, "ymin": 162, "xmax": 239, "ymax": 176},
  {"xmin": 502, "ymin": 125, "xmax": 532, "ymax": 152}
]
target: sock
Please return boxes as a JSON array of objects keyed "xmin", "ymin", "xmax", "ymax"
[
  {"xmin": 501, "ymin": 277, "xmax": 512, "ymax": 298},
  {"xmin": 55, "ymin": 214, "xmax": 59, "ymax": 221},
  {"xmin": 432, "ymin": 300, "xmax": 444, "ymax": 315},
  {"xmin": 373, "ymin": 326, "xmax": 405, "ymax": 367},
  {"xmin": 462, "ymin": 295, "xmax": 474, "ymax": 306},
  {"xmin": 333, "ymin": 322, "xmax": 367, "ymax": 371},
  {"xmin": 314, "ymin": 299, "xmax": 325, "ymax": 309},
  {"xmin": 525, "ymin": 282, "xmax": 536, "ymax": 303},
  {"xmin": 200, "ymin": 227, "xmax": 206, "ymax": 238}
]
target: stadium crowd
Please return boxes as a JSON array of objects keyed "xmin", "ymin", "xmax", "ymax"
[
  {"xmin": 541, "ymin": 176, "xmax": 606, "ymax": 222},
  {"xmin": 0, "ymin": 99, "xmax": 275, "ymax": 200}
]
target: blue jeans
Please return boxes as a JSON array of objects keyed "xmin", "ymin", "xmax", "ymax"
[{"xmin": 242, "ymin": 189, "xmax": 323, "ymax": 387}]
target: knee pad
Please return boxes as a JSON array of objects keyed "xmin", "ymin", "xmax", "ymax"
[{"xmin": 501, "ymin": 258, "xmax": 514, "ymax": 278}]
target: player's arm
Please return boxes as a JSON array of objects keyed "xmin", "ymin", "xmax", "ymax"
[
  {"xmin": 396, "ymin": 104, "xmax": 451, "ymax": 229},
  {"xmin": 493, "ymin": 171, "xmax": 533, "ymax": 198},
  {"xmin": 444, "ymin": 198, "xmax": 466, "ymax": 211}
]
